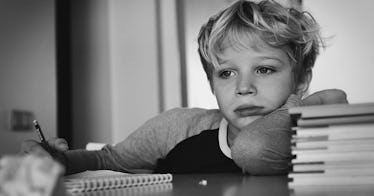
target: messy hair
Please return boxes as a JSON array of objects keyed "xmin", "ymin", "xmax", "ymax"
[{"xmin": 198, "ymin": 0, "xmax": 323, "ymax": 87}]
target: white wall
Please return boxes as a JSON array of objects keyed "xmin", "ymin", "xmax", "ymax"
[
  {"xmin": 185, "ymin": 0, "xmax": 229, "ymax": 109},
  {"xmin": 304, "ymin": 0, "xmax": 374, "ymax": 103},
  {"xmin": 108, "ymin": 0, "xmax": 161, "ymax": 143},
  {"xmin": 160, "ymin": 0, "xmax": 182, "ymax": 111},
  {"xmin": 0, "ymin": 0, "xmax": 56, "ymax": 155}
]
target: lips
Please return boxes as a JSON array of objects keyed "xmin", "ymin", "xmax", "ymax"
[{"xmin": 234, "ymin": 105, "xmax": 264, "ymax": 117}]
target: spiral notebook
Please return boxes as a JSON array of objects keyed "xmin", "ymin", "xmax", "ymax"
[
  {"xmin": 67, "ymin": 183, "xmax": 173, "ymax": 196},
  {"xmin": 64, "ymin": 170, "xmax": 173, "ymax": 193}
]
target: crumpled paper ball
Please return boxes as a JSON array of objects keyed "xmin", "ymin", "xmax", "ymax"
[{"xmin": 0, "ymin": 154, "xmax": 65, "ymax": 196}]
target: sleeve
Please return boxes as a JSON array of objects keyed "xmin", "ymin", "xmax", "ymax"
[
  {"xmin": 231, "ymin": 94, "xmax": 303, "ymax": 175},
  {"xmin": 84, "ymin": 108, "xmax": 221, "ymax": 173},
  {"xmin": 62, "ymin": 108, "xmax": 221, "ymax": 174},
  {"xmin": 61, "ymin": 110, "xmax": 182, "ymax": 175}
]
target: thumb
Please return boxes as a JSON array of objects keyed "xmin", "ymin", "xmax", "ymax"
[
  {"xmin": 48, "ymin": 138, "xmax": 69, "ymax": 151},
  {"xmin": 280, "ymin": 94, "xmax": 304, "ymax": 110}
]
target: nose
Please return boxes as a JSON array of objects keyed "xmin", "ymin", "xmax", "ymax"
[{"xmin": 235, "ymin": 75, "xmax": 257, "ymax": 96}]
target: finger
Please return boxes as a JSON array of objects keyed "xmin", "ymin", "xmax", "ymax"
[
  {"xmin": 54, "ymin": 138, "xmax": 69, "ymax": 151},
  {"xmin": 47, "ymin": 138, "xmax": 69, "ymax": 151},
  {"xmin": 302, "ymin": 93, "xmax": 323, "ymax": 106},
  {"xmin": 280, "ymin": 94, "xmax": 303, "ymax": 109},
  {"xmin": 20, "ymin": 140, "xmax": 50, "ymax": 156},
  {"xmin": 20, "ymin": 140, "xmax": 40, "ymax": 154},
  {"xmin": 303, "ymin": 89, "xmax": 348, "ymax": 106}
]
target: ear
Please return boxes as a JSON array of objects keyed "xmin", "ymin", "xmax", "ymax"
[
  {"xmin": 209, "ymin": 80, "xmax": 215, "ymax": 95},
  {"xmin": 296, "ymin": 69, "xmax": 312, "ymax": 96}
]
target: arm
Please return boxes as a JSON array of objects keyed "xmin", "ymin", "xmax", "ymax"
[
  {"xmin": 20, "ymin": 139, "xmax": 102, "ymax": 175},
  {"xmin": 21, "ymin": 108, "xmax": 219, "ymax": 174},
  {"xmin": 231, "ymin": 89, "xmax": 348, "ymax": 175}
]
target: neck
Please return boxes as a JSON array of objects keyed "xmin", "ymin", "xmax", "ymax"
[{"xmin": 227, "ymin": 124, "xmax": 241, "ymax": 147}]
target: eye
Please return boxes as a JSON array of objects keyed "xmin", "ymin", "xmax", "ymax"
[
  {"xmin": 256, "ymin": 67, "xmax": 275, "ymax": 75},
  {"xmin": 218, "ymin": 70, "xmax": 235, "ymax": 79}
]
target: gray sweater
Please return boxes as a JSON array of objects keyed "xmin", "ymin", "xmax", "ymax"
[{"xmin": 63, "ymin": 95, "xmax": 303, "ymax": 175}]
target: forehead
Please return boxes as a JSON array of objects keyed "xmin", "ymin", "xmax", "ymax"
[{"xmin": 217, "ymin": 33, "xmax": 290, "ymax": 64}]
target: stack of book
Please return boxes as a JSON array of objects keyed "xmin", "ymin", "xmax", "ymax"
[{"xmin": 288, "ymin": 102, "xmax": 374, "ymax": 187}]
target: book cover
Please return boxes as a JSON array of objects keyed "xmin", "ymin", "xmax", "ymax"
[
  {"xmin": 292, "ymin": 163, "xmax": 374, "ymax": 173},
  {"xmin": 292, "ymin": 138, "xmax": 374, "ymax": 149},
  {"xmin": 294, "ymin": 115, "xmax": 374, "ymax": 127},
  {"xmin": 288, "ymin": 175, "xmax": 374, "ymax": 187},
  {"xmin": 289, "ymin": 102, "xmax": 374, "ymax": 120},
  {"xmin": 292, "ymin": 151, "xmax": 374, "ymax": 164},
  {"xmin": 292, "ymin": 143, "xmax": 374, "ymax": 155},
  {"xmin": 292, "ymin": 133, "xmax": 374, "ymax": 143},
  {"xmin": 290, "ymin": 167, "xmax": 374, "ymax": 175},
  {"xmin": 293, "ymin": 123, "xmax": 374, "ymax": 137}
]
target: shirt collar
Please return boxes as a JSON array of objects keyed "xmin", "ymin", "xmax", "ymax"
[{"xmin": 218, "ymin": 118, "xmax": 232, "ymax": 159}]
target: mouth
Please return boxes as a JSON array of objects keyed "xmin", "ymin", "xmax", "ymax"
[{"xmin": 234, "ymin": 105, "xmax": 264, "ymax": 117}]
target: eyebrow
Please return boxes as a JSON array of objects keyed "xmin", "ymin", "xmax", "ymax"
[
  {"xmin": 218, "ymin": 55, "xmax": 287, "ymax": 66},
  {"xmin": 256, "ymin": 56, "xmax": 287, "ymax": 65}
]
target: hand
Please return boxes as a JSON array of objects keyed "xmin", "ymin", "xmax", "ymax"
[
  {"xmin": 20, "ymin": 138, "xmax": 69, "ymax": 165},
  {"xmin": 302, "ymin": 89, "xmax": 348, "ymax": 106},
  {"xmin": 231, "ymin": 94, "xmax": 302, "ymax": 175}
]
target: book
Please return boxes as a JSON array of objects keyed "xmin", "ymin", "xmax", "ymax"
[
  {"xmin": 292, "ymin": 143, "xmax": 374, "ymax": 155},
  {"xmin": 292, "ymin": 162, "xmax": 374, "ymax": 173},
  {"xmin": 64, "ymin": 170, "xmax": 173, "ymax": 193},
  {"xmin": 289, "ymin": 103, "xmax": 374, "ymax": 127},
  {"xmin": 292, "ymin": 151, "xmax": 374, "ymax": 164},
  {"xmin": 289, "ymin": 102, "xmax": 374, "ymax": 119},
  {"xmin": 288, "ymin": 102, "xmax": 374, "ymax": 188},
  {"xmin": 292, "ymin": 138, "xmax": 374, "ymax": 149},
  {"xmin": 289, "ymin": 169, "xmax": 374, "ymax": 177},
  {"xmin": 293, "ymin": 123, "xmax": 374, "ymax": 137},
  {"xmin": 290, "ymin": 185, "xmax": 374, "ymax": 196},
  {"xmin": 294, "ymin": 115, "xmax": 374, "ymax": 127},
  {"xmin": 288, "ymin": 175, "xmax": 374, "ymax": 186}
]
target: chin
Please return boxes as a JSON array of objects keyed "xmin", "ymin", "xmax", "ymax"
[{"xmin": 235, "ymin": 116, "xmax": 261, "ymax": 128}]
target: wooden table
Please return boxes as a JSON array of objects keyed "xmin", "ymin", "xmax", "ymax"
[{"xmin": 67, "ymin": 173, "xmax": 374, "ymax": 196}]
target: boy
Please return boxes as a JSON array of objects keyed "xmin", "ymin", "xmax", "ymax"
[{"xmin": 21, "ymin": 0, "xmax": 347, "ymax": 175}]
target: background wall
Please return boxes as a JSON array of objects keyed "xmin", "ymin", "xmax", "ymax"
[
  {"xmin": 71, "ymin": 0, "xmax": 181, "ymax": 147},
  {"xmin": 184, "ymin": 0, "xmax": 227, "ymax": 109},
  {"xmin": 0, "ymin": 0, "xmax": 182, "ymax": 153},
  {"xmin": 108, "ymin": 0, "xmax": 160, "ymax": 144},
  {"xmin": 304, "ymin": 0, "xmax": 374, "ymax": 103},
  {"xmin": 0, "ymin": 0, "xmax": 56, "ymax": 155}
]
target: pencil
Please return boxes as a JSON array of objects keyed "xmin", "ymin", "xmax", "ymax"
[{"xmin": 33, "ymin": 120, "xmax": 54, "ymax": 153}]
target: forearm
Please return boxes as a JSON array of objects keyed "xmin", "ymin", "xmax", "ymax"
[{"xmin": 62, "ymin": 150, "xmax": 101, "ymax": 175}]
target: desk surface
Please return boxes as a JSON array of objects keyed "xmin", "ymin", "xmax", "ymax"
[{"xmin": 67, "ymin": 173, "xmax": 374, "ymax": 196}]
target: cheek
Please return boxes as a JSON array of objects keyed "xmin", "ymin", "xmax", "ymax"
[
  {"xmin": 262, "ymin": 76, "xmax": 295, "ymax": 107},
  {"xmin": 212, "ymin": 80, "xmax": 234, "ymax": 107}
]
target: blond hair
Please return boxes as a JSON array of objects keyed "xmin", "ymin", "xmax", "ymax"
[{"xmin": 198, "ymin": 0, "xmax": 323, "ymax": 86}]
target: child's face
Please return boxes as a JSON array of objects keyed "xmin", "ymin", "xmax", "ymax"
[{"xmin": 212, "ymin": 43, "xmax": 296, "ymax": 131}]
